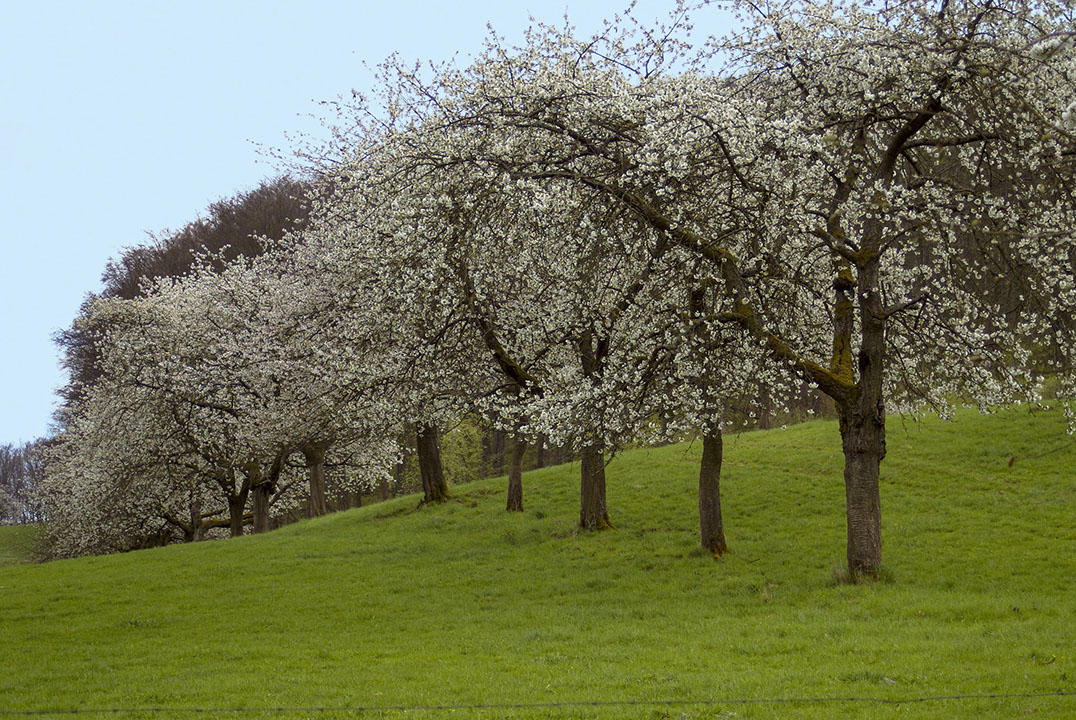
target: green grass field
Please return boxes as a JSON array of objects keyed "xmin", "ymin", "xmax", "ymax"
[
  {"xmin": 1, "ymin": 409, "xmax": 1073, "ymax": 719},
  {"xmin": 0, "ymin": 524, "xmax": 35, "ymax": 566}
]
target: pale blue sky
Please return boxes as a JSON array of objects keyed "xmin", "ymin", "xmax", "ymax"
[{"xmin": 0, "ymin": 0, "xmax": 734, "ymax": 446}]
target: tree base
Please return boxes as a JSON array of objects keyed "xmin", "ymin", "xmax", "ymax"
[
  {"xmin": 578, "ymin": 517, "xmax": 616, "ymax": 532},
  {"xmin": 417, "ymin": 491, "xmax": 452, "ymax": 508},
  {"xmin": 830, "ymin": 564, "xmax": 894, "ymax": 585},
  {"xmin": 703, "ymin": 540, "xmax": 729, "ymax": 559}
]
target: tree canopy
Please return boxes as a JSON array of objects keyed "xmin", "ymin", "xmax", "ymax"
[{"xmin": 40, "ymin": 1, "xmax": 1075, "ymax": 574}]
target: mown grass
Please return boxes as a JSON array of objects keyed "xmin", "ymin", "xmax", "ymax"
[{"xmin": 0, "ymin": 409, "xmax": 1073, "ymax": 719}]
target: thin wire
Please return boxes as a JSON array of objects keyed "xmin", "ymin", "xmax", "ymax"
[{"xmin": 1, "ymin": 690, "xmax": 1073, "ymax": 716}]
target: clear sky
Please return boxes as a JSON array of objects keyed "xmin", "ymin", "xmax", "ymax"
[{"xmin": 0, "ymin": 0, "xmax": 734, "ymax": 447}]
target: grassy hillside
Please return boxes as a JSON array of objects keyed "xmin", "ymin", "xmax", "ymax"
[
  {"xmin": 1, "ymin": 409, "xmax": 1073, "ymax": 719},
  {"xmin": 0, "ymin": 524, "xmax": 35, "ymax": 566}
]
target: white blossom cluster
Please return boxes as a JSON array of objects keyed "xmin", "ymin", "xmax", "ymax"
[{"xmin": 43, "ymin": 0, "xmax": 1076, "ymax": 555}]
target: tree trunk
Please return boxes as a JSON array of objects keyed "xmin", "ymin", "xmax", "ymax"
[
  {"xmin": 482, "ymin": 426, "xmax": 494, "ymax": 473},
  {"xmin": 309, "ymin": 462, "xmax": 327, "ymax": 517},
  {"xmin": 251, "ymin": 455, "xmax": 282, "ymax": 534},
  {"xmin": 252, "ymin": 482, "xmax": 272, "ymax": 534},
  {"xmin": 189, "ymin": 494, "xmax": 204, "ymax": 543},
  {"xmin": 535, "ymin": 435, "xmax": 548, "ymax": 469},
  {"xmin": 756, "ymin": 397, "xmax": 773, "ymax": 430},
  {"xmin": 416, "ymin": 424, "xmax": 450, "ymax": 503},
  {"xmin": 303, "ymin": 441, "xmax": 330, "ymax": 518},
  {"xmin": 506, "ymin": 435, "xmax": 526, "ymax": 512},
  {"xmin": 552, "ymin": 445, "xmax": 566, "ymax": 467},
  {"xmin": 339, "ymin": 490, "xmax": 361, "ymax": 510},
  {"xmin": 838, "ymin": 391, "xmax": 885, "ymax": 577},
  {"xmin": 227, "ymin": 492, "xmax": 247, "ymax": 538},
  {"xmin": 491, "ymin": 428, "xmax": 506, "ymax": 475},
  {"xmin": 698, "ymin": 427, "xmax": 727, "ymax": 556},
  {"xmin": 579, "ymin": 442, "xmax": 611, "ymax": 530},
  {"xmin": 838, "ymin": 266, "xmax": 887, "ymax": 578}
]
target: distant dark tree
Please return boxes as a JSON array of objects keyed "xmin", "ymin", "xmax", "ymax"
[
  {"xmin": 0, "ymin": 446, "xmax": 16, "ymax": 524},
  {"xmin": 55, "ymin": 176, "xmax": 311, "ymax": 407},
  {"xmin": 100, "ymin": 175, "xmax": 311, "ymax": 299}
]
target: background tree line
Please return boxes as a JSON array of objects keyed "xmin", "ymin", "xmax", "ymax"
[
  {"xmin": 23, "ymin": 0, "xmax": 1075, "ymax": 580},
  {"xmin": 0, "ymin": 441, "xmax": 47, "ymax": 525}
]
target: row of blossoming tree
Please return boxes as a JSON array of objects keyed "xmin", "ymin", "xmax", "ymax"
[{"xmin": 41, "ymin": 0, "xmax": 1075, "ymax": 577}]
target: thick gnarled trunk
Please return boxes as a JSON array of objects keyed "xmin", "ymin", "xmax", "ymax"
[
  {"xmin": 698, "ymin": 427, "xmax": 727, "ymax": 557},
  {"xmin": 216, "ymin": 467, "xmax": 250, "ymax": 538},
  {"xmin": 506, "ymin": 435, "xmax": 526, "ymax": 512},
  {"xmin": 416, "ymin": 424, "xmax": 450, "ymax": 503},
  {"xmin": 579, "ymin": 442, "xmax": 611, "ymax": 530},
  {"xmin": 250, "ymin": 455, "xmax": 283, "ymax": 535},
  {"xmin": 840, "ymin": 407, "xmax": 884, "ymax": 576},
  {"xmin": 838, "ymin": 328, "xmax": 886, "ymax": 577},
  {"xmin": 836, "ymin": 258, "xmax": 887, "ymax": 578},
  {"xmin": 227, "ymin": 493, "xmax": 247, "ymax": 538}
]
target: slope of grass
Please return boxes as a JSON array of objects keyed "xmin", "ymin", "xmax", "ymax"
[
  {"xmin": 1, "ymin": 409, "xmax": 1073, "ymax": 719},
  {"xmin": 0, "ymin": 524, "xmax": 35, "ymax": 566}
]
